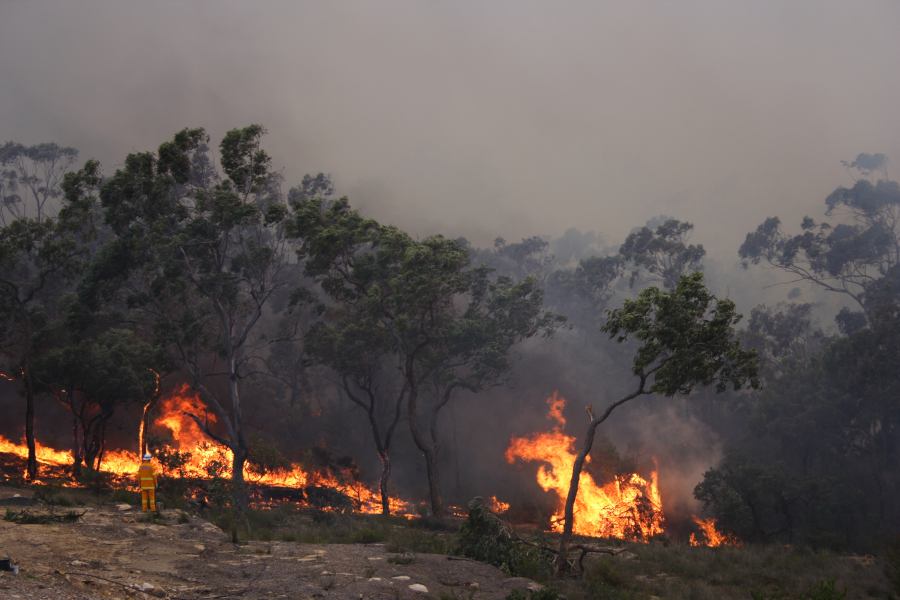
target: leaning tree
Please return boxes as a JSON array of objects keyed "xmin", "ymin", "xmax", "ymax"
[{"xmin": 555, "ymin": 272, "xmax": 757, "ymax": 573}]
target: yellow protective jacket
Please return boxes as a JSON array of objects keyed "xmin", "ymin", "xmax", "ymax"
[{"xmin": 138, "ymin": 463, "xmax": 157, "ymax": 490}]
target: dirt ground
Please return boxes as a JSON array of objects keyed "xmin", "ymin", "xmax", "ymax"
[{"xmin": 0, "ymin": 485, "xmax": 540, "ymax": 599}]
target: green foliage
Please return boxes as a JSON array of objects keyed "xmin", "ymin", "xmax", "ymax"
[
  {"xmin": 85, "ymin": 125, "xmax": 302, "ymax": 509},
  {"xmin": 386, "ymin": 553, "xmax": 415, "ymax": 565},
  {"xmin": 801, "ymin": 579, "xmax": 846, "ymax": 600},
  {"xmin": 155, "ymin": 446, "xmax": 193, "ymax": 477},
  {"xmin": 33, "ymin": 329, "xmax": 161, "ymax": 470},
  {"xmin": 351, "ymin": 528, "xmax": 386, "ymax": 544},
  {"xmin": 4, "ymin": 509, "xmax": 84, "ymax": 524},
  {"xmin": 246, "ymin": 433, "xmax": 292, "ymax": 478},
  {"xmin": 619, "ymin": 218, "xmax": 705, "ymax": 289},
  {"xmin": 0, "ymin": 141, "xmax": 79, "ymax": 222},
  {"xmin": 603, "ymin": 272, "xmax": 759, "ymax": 395},
  {"xmin": 37, "ymin": 329, "xmax": 160, "ymax": 406},
  {"xmin": 219, "ymin": 125, "xmax": 271, "ymax": 192},
  {"xmin": 33, "ymin": 485, "xmax": 80, "ymax": 507},
  {"xmin": 293, "ymin": 193, "xmax": 562, "ymax": 515},
  {"xmin": 456, "ymin": 499, "xmax": 553, "ymax": 579},
  {"xmin": 699, "ymin": 298, "xmax": 900, "ymax": 549},
  {"xmin": 740, "ymin": 165, "xmax": 900, "ymax": 327}
]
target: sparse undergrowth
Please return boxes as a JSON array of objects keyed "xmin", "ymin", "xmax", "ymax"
[
  {"xmin": 208, "ymin": 503, "xmax": 456, "ymax": 554},
  {"xmin": 4, "ymin": 508, "xmax": 85, "ymax": 524},
  {"xmin": 557, "ymin": 543, "xmax": 890, "ymax": 600},
  {"xmin": 5, "ymin": 482, "xmax": 896, "ymax": 599}
]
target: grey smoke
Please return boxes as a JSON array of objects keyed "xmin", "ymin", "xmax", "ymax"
[{"xmin": 2, "ymin": 1, "xmax": 900, "ymax": 258}]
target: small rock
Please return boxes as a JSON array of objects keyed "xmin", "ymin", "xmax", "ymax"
[
  {"xmin": 298, "ymin": 555, "xmax": 321, "ymax": 562},
  {"xmin": 70, "ymin": 560, "xmax": 88, "ymax": 567},
  {"xmin": 502, "ymin": 577, "xmax": 539, "ymax": 591},
  {"xmin": 194, "ymin": 544, "xmax": 205, "ymax": 552},
  {"xmin": 391, "ymin": 575, "xmax": 410, "ymax": 581},
  {"xmin": 408, "ymin": 584, "xmax": 429, "ymax": 593},
  {"xmin": 469, "ymin": 582, "xmax": 480, "ymax": 590},
  {"xmin": 136, "ymin": 582, "xmax": 165, "ymax": 596},
  {"xmin": 367, "ymin": 577, "xmax": 382, "ymax": 582},
  {"xmin": 116, "ymin": 504, "xmax": 132, "ymax": 512},
  {"xmin": 366, "ymin": 556, "xmax": 384, "ymax": 561}
]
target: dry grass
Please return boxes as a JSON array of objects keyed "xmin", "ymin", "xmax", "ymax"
[{"xmin": 557, "ymin": 541, "xmax": 894, "ymax": 599}]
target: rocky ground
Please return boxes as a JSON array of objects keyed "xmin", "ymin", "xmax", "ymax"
[{"xmin": 0, "ymin": 486, "xmax": 539, "ymax": 599}]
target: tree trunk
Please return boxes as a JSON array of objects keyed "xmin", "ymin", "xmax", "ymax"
[
  {"xmin": 231, "ymin": 443, "xmax": 248, "ymax": 510},
  {"xmin": 422, "ymin": 445, "xmax": 444, "ymax": 517},
  {"xmin": 24, "ymin": 369, "xmax": 37, "ymax": 480},
  {"xmin": 378, "ymin": 452, "xmax": 391, "ymax": 516},
  {"xmin": 95, "ymin": 421, "xmax": 107, "ymax": 471},
  {"xmin": 227, "ymin": 353, "xmax": 248, "ymax": 512},
  {"xmin": 71, "ymin": 416, "xmax": 83, "ymax": 477},
  {"xmin": 556, "ymin": 419, "xmax": 601, "ymax": 574},
  {"xmin": 407, "ymin": 386, "xmax": 445, "ymax": 517},
  {"xmin": 556, "ymin": 383, "xmax": 647, "ymax": 575},
  {"xmin": 68, "ymin": 389, "xmax": 83, "ymax": 477}
]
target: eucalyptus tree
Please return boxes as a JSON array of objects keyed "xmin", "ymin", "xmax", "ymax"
[
  {"xmin": 0, "ymin": 160, "xmax": 101, "ymax": 479},
  {"xmin": 306, "ymin": 304, "xmax": 406, "ymax": 515},
  {"xmin": 84, "ymin": 126, "xmax": 292, "ymax": 508},
  {"xmin": 619, "ymin": 218, "xmax": 705, "ymax": 290},
  {"xmin": 34, "ymin": 329, "xmax": 161, "ymax": 473},
  {"xmin": 291, "ymin": 197, "xmax": 561, "ymax": 517},
  {"xmin": 0, "ymin": 142, "xmax": 79, "ymax": 224},
  {"xmin": 555, "ymin": 273, "xmax": 757, "ymax": 572},
  {"xmin": 740, "ymin": 157, "xmax": 900, "ymax": 327}
]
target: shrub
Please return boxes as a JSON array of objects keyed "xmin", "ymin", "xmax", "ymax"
[
  {"xmin": 456, "ymin": 497, "xmax": 553, "ymax": 580},
  {"xmin": 803, "ymin": 579, "xmax": 846, "ymax": 600},
  {"xmin": 886, "ymin": 536, "xmax": 900, "ymax": 594}
]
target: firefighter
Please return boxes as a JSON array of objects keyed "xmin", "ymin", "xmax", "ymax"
[{"xmin": 138, "ymin": 453, "xmax": 157, "ymax": 512}]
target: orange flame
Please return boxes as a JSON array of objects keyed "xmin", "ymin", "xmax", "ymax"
[
  {"xmin": 506, "ymin": 392, "xmax": 665, "ymax": 540},
  {"xmin": 689, "ymin": 516, "xmax": 737, "ymax": 547},
  {"xmin": 146, "ymin": 385, "xmax": 412, "ymax": 514},
  {"xmin": 0, "ymin": 384, "xmax": 411, "ymax": 515},
  {"xmin": 488, "ymin": 495, "xmax": 510, "ymax": 513}
]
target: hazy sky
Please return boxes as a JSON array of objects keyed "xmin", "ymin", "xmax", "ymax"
[{"xmin": 2, "ymin": 1, "xmax": 899, "ymax": 257}]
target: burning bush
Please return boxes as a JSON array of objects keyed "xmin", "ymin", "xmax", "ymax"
[{"xmin": 246, "ymin": 433, "xmax": 293, "ymax": 479}]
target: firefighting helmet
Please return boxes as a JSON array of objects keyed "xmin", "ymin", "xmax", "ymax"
[{"xmin": 142, "ymin": 453, "xmax": 152, "ymax": 461}]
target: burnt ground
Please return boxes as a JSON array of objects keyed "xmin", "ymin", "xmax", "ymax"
[{"xmin": 0, "ymin": 485, "xmax": 540, "ymax": 600}]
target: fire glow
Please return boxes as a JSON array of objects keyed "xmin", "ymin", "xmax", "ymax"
[
  {"xmin": 152, "ymin": 385, "xmax": 411, "ymax": 514},
  {"xmin": 0, "ymin": 384, "xmax": 409, "ymax": 514},
  {"xmin": 506, "ymin": 392, "xmax": 664, "ymax": 540},
  {"xmin": 506, "ymin": 392, "xmax": 731, "ymax": 546},
  {"xmin": 689, "ymin": 516, "xmax": 737, "ymax": 548},
  {"xmin": 0, "ymin": 385, "xmax": 732, "ymax": 545}
]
